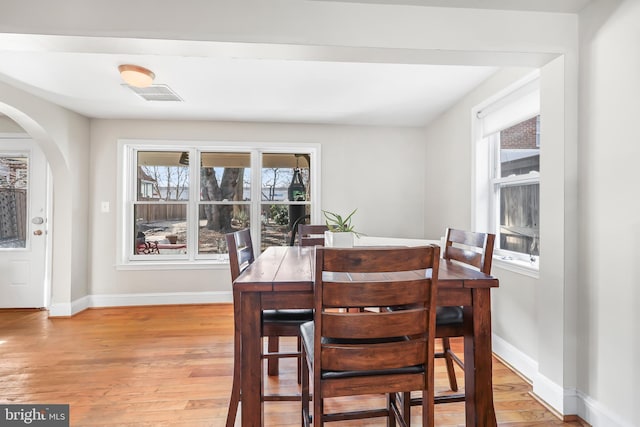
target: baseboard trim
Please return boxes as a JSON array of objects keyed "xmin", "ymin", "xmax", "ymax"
[
  {"xmin": 90, "ymin": 291, "xmax": 232, "ymax": 308},
  {"xmin": 49, "ymin": 291, "xmax": 233, "ymax": 316},
  {"xmin": 493, "ymin": 333, "xmax": 634, "ymax": 426},
  {"xmin": 575, "ymin": 389, "xmax": 636, "ymax": 427},
  {"xmin": 491, "ymin": 333, "xmax": 538, "ymax": 382}
]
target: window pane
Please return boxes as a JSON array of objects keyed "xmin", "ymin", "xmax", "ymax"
[
  {"xmin": 200, "ymin": 152, "xmax": 251, "ymax": 202},
  {"xmin": 261, "ymin": 154, "xmax": 310, "ymax": 202},
  {"xmin": 500, "ymin": 116, "xmax": 540, "ymax": 177},
  {"xmin": 260, "ymin": 204, "xmax": 311, "ymax": 251},
  {"xmin": 0, "ymin": 154, "xmax": 28, "ymax": 248},
  {"xmin": 137, "ymin": 151, "xmax": 189, "ymax": 201},
  {"xmin": 134, "ymin": 204, "xmax": 187, "ymax": 255},
  {"xmin": 197, "ymin": 203, "xmax": 250, "ymax": 255},
  {"xmin": 260, "ymin": 153, "xmax": 312, "ymax": 251},
  {"xmin": 499, "ymin": 183, "xmax": 539, "ymax": 256}
]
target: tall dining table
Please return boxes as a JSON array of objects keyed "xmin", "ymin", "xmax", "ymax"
[{"xmin": 231, "ymin": 245, "xmax": 499, "ymax": 427}]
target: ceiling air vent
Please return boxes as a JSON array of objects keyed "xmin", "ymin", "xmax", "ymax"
[{"xmin": 124, "ymin": 84, "xmax": 183, "ymax": 102}]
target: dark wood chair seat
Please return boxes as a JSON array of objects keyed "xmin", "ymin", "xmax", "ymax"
[{"xmin": 436, "ymin": 306, "xmax": 463, "ymax": 325}]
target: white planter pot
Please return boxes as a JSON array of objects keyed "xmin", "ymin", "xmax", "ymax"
[{"xmin": 324, "ymin": 231, "xmax": 354, "ymax": 248}]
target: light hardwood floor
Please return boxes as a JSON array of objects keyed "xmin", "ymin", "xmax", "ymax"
[{"xmin": 0, "ymin": 304, "xmax": 585, "ymax": 426}]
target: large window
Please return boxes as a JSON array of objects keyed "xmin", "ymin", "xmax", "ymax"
[
  {"xmin": 120, "ymin": 142, "xmax": 319, "ymax": 265},
  {"xmin": 474, "ymin": 75, "xmax": 540, "ymax": 265}
]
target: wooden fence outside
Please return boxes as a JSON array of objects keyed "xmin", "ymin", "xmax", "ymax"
[{"xmin": 0, "ymin": 189, "xmax": 26, "ymax": 242}]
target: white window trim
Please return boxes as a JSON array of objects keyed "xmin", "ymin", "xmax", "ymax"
[
  {"xmin": 116, "ymin": 139, "xmax": 321, "ymax": 270},
  {"xmin": 471, "ymin": 71, "xmax": 540, "ymax": 276}
]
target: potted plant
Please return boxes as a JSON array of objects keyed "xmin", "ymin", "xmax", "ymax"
[{"xmin": 322, "ymin": 209, "xmax": 359, "ymax": 247}]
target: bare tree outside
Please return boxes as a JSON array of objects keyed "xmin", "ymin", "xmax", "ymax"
[
  {"xmin": 201, "ymin": 167, "xmax": 242, "ymax": 233},
  {"xmin": 141, "ymin": 165, "xmax": 189, "ymax": 200}
]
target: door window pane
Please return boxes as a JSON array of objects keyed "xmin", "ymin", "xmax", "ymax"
[{"xmin": 0, "ymin": 154, "xmax": 28, "ymax": 248}]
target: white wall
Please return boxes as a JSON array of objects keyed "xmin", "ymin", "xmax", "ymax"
[
  {"xmin": 89, "ymin": 119, "xmax": 426, "ymax": 299},
  {"xmin": 422, "ymin": 66, "xmax": 544, "ymax": 360},
  {"xmin": 420, "ymin": 2, "xmax": 640, "ymax": 425},
  {"xmin": 422, "ymin": 58, "xmax": 581, "ymax": 417},
  {"xmin": 578, "ymin": 1, "xmax": 640, "ymax": 426}
]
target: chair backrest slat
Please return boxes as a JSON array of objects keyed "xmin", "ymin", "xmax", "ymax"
[
  {"xmin": 314, "ymin": 245, "xmax": 439, "ymax": 374},
  {"xmin": 225, "ymin": 229, "xmax": 255, "ymax": 282},
  {"xmin": 322, "ymin": 309, "xmax": 427, "ymax": 339},
  {"xmin": 298, "ymin": 224, "xmax": 329, "ymax": 247},
  {"xmin": 321, "ymin": 246, "xmax": 434, "ymax": 273},
  {"xmin": 444, "ymin": 228, "xmax": 495, "ymax": 274},
  {"xmin": 322, "ymin": 279, "xmax": 429, "ymax": 308},
  {"xmin": 322, "ymin": 338, "xmax": 428, "ymax": 371}
]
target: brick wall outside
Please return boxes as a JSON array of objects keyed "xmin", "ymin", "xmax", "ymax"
[{"xmin": 500, "ymin": 116, "xmax": 539, "ymax": 149}]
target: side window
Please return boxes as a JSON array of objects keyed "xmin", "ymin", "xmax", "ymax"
[
  {"xmin": 489, "ymin": 116, "xmax": 540, "ymax": 257},
  {"xmin": 474, "ymin": 76, "xmax": 540, "ymax": 263}
]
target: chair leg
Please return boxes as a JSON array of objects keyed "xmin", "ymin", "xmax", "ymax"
[
  {"xmin": 267, "ymin": 336, "xmax": 279, "ymax": 376},
  {"xmin": 225, "ymin": 376, "xmax": 240, "ymax": 427},
  {"xmin": 313, "ymin": 376, "xmax": 323, "ymax": 427},
  {"xmin": 403, "ymin": 392, "xmax": 411, "ymax": 425},
  {"xmin": 387, "ymin": 393, "xmax": 398, "ymax": 427},
  {"xmin": 297, "ymin": 336, "xmax": 302, "ymax": 384},
  {"xmin": 441, "ymin": 338, "xmax": 458, "ymax": 391},
  {"xmin": 226, "ymin": 293, "xmax": 242, "ymax": 427},
  {"xmin": 301, "ymin": 345, "xmax": 311, "ymax": 427},
  {"xmin": 422, "ymin": 385, "xmax": 435, "ymax": 427}
]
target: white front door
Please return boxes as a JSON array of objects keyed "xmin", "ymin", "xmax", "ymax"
[{"xmin": 0, "ymin": 139, "xmax": 48, "ymax": 308}]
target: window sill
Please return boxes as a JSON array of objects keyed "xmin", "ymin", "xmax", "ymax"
[
  {"xmin": 493, "ymin": 256, "xmax": 539, "ymax": 278},
  {"xmin": 116, "ymin": 259, "xmax": 229, "ymax": 271}
]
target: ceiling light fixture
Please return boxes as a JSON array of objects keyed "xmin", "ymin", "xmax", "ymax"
[{"xmin": 118, "ymin": 64, "xmax": 155, "ymax": 88}]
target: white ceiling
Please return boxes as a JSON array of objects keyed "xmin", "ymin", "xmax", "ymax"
[
  {"xmin": 0, "ymin": 0, "xmax": 590, "ymax": 128},
  {"xmin": 315, "ymin": 0, "xmax": 592, "ymax": 13},
  {"xmin": 0, "ymin": 46, "xmax": 496, "ymax": 127}
]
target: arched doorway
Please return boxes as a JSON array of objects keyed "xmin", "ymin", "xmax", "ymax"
[{"xmin": 0, "ymin": 117, "xmax": 50, "ymax": 308}]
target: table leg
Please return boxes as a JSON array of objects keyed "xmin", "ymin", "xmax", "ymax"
[
  {"xmin": 464, "ymin": 288, "xmax": 497, "ymax": 427},
  {"xmin": 241, "ymin": 291, "xmax": 263, "ymax": 427}
]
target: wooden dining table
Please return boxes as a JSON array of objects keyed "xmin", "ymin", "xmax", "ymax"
[{"xmin": 232, "ymin": 245, "xmax": 499, "ymax": 427}]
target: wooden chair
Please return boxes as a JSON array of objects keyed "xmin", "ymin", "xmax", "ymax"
[
  {"xmin": 289, "ymin": 213, "xmax": 311, "ymax": 246},
  {"xmin": 436, "ymin": 228, "xmax": 495, "ymax": 392},
  {"xmin": 301, "ymin": 245, "xmax": 440, "ymax": 427},
  {"xmin": 390, "ymin": 228, "xmax": 495, "ymax": 415},
  {"xmin": 297, "ymin": 223, "xmax": 328, "ymax": 247},
  {"xmin": 224, "ymin": 229, "xmax": 313, "ymax": 427}
]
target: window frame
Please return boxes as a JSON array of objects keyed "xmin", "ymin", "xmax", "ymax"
[
  {"xmin": 117, "ymin": 139, "xmax": 321, "ymax": 269},
  {"xmin": 472, "ymin": 72, "xmax": 540, "ymax": 276}
]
